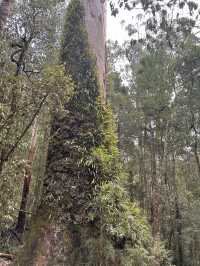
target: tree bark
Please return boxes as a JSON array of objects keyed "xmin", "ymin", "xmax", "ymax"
[
  {"xmin": 172, "ymin": 154, "xmax": 183, "ymax": 266},
  {"xmin": 82, "ymin": 0, "xmax": 106, "ymax": 99},
  {"xmin": 14, "ymin": 208, "xmax": 73, "ymax": 266},
  {"xmin": 193, "ymin": 132, "xmax": 200, "ymax": 179},
  {"xmin": 0, "ymin": 0, "xmax": 12, "ymax": 32},
  {"xmin": 175, "ymin": 198, "xmax": 183, "ymax": 266},
  {"xmin": 150, "ymin": 127, "xmax": 160, "ymax": 236},
  {"xmin": 15, "ymin": 119, "xmax": 38, "ymax": 235}
]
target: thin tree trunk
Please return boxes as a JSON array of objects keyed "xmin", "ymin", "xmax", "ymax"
[
  {"xmin": 15, "ymin": 119, "xmax": 38, "ymax": 234},
  {"xmin": 175, "ymin": 198, "xmax": 183, "ymax": 266},
  {"xmin": 138, "ymin": 131, "xmax": 146, "ymax": 209},
  {"xmin": 193, "ymin": 133, "xmax": 200, "ymax": 179},
  {"xmin": 150, "ymin": 127, "xmax": 159, "ymax": 236},
  {"xmin": 190, "ymin": 102, "xmax": 200, "ymax": 179},
  {"xmin": 150, "ymin": 125, "xmax": 161, "ymax": 266},
  {"xmin": 172, "ymin": 154, "xmax": 183, "ymax": 266}
]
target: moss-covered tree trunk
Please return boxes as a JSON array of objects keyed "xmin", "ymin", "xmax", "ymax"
[
  {"xmin": 14, "ymin": 208, "xmax": 74, "ymax": 266},
  {"xmin": 14, "ymin": 0, "xmax": 107, "ymax": 265}
]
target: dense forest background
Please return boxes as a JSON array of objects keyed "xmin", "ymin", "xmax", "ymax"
[{"xmin": 0, "ymin": 0, "xmax": 200, "ymax": 265}]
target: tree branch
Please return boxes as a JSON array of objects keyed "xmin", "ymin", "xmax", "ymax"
[{"xmin": 3, "ymin": 94, "xmax": 48, "ymax": 162}]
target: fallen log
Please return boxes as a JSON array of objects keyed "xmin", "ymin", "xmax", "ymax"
[{"xmin": 0, "ymin": 253, "xmax": 15, "ymax": 260}]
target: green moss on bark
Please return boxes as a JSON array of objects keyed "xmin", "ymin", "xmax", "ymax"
[{"xmin": 43, "ymin": 0, "xmax": 107, "ymax": 224}]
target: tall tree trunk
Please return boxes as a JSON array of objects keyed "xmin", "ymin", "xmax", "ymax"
[
  {"xmin": 193, "ymin": 131, "xmax": 200, "ymax": 179},
  {"xmin": 82, "ymin": 0, "xmax": 106, "ymax": 99},
  {"xmin": 15, "ymin": 119, "xmax": 38, "ymax": 234},
  {"xmin": 189, "ymin": 109, "xmax": 200, "ymax": 179},
  {"xmin": 175, "ymin": 198, "xmax": 183, "ymax": 266},
  {"xmin": 172, "ymin": 154, "xmax": 183, "ymax": 266},
  {"xmin": 150, "ymin": 126, "xmax": 161, "ymax": 266},
  {"xmin": 0, "ymin": 0, "xmax": 12, "ymax": 31},
  {"xmin": 150, "ymin": 127, "xmax": 158, "ymax": 235},
  {"xmin": 15, "ymin": 1, "xmax": 106, "ymax": 264},
  {"xmin": 138, "ymin": 130, "xmax": 146, "ymax": 209}
]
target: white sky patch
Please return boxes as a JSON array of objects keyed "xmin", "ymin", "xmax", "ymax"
[
  {"xmin": 107, "ymin": 4, "xmax": 132, "ymax": 43},
  {"xmin": 106, "ymin": 1, "xmax": 200, "ymax": 43}
]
